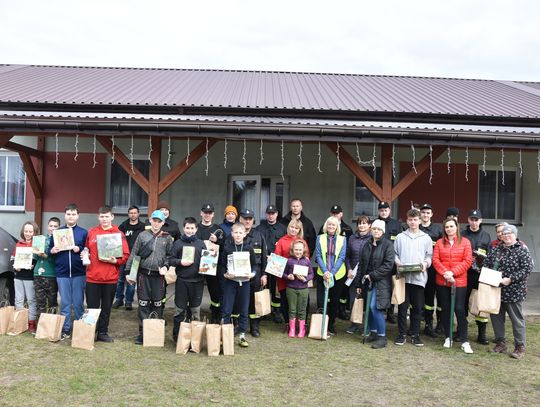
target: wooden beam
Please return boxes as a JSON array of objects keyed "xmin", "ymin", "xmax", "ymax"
[
  {"xmin": 4, "ymin": 141, "xmax": 44, "ymax": 158},
  {"xmin": 326, "ymin": 142, "xmax": 383, "ymax": 201},
  {"xmin": 158, "ymin": 139, "xmax": 218, "ymax": 194},
  {"xmin": 381, "ymin": 145, "xmax": 393, "ymax": 202},
  {"xmin": 148, "ymin": 138, "xmax": 161, "ymax": 215},
  {"xmin": 18, "ymin": 152, "xmax": 42, "ymax": 200},
  {"xmin": 0, "ymin": 134, "xmax": 13, "ymax": 149},
  {"xmin": 391, "ymin": 146, "xmax": 447, "ymax": 200},
  {"xmin": 96, "ymin": 136, "xmax": 149, "ymax": 193}
]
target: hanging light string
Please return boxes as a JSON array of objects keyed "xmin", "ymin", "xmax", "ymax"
[
  {"xmin": 148, "ymin": 136, "xmax": 153, "ymax": 164},
  {"xmin": 482, "ymin": 148, "xmax": 487, "ymax": 176},
  {"xmin": 500, "ymin": 148, "xmax": 505, "ymax": 186},
  {"xmin": 391, "ymin": 144, "xmax": 396, "ymax": 179},
  {"xmin": 223, "ymin": 138, "xmax": 228, "ymax": 169},
  {"xmin": 317, "ymin": 141, "xmax": 323, "ymax": 173},
  {"xmin": 259, "ymin": 139, "xmax": 264, "ymax": 165},
  {"xmin": 355, "ymin": 142, "xmax": 377, "ymax": 167},
  {"xmin": 186, "ymin": 136, "xmax": 190, "ymax": 166},
  {"xmin": 205, "ymin": 137, "xmax": 209, "ymax": 176},
  {"xmin": 74, "ymin": 133, "xmax": 79, "ymax": 161},
  {"xmin": 371, "ymin": 143, "xmax": 376, "ymax": 173},
  {"xmin": 356, "ymin": 142, "xmax": 361, "ymax": 163},
  {"xmin": 167, "ymin": 136, "xmax": 172, "ymax": 170},
  {"xmin": 537, "ymin": 150, "xmax": 540, "ymax": 183},
  {"xmin": 298, "ymin": 140, "xmax": 303, "ymax": 171},
  {"xmin": 411, "ymin": 145, "xmax": 417, "ymax": 174},
  {"xmin": 429, "ymin": 145, "xmax": 433, "ymax": 185},
  {"xmin": 54, "ymin": 132, "xmax": 59, "ymax": 168},
  {"xmin": 465, "ymin": 146, "xmax": 469, "ymax": 182},
  {"xmin": 336, "ymin": 142, "xmax": 341, "ymax": 171},
  {"xmin": 518, "ymin": 149, "xmax": 523, "ymax": 178},
  {"xmin": 93, "ymin": 134, "xmax": 98, "ymax": 169},
  {"xmin": 242, "ymin": 139, "xmax": 247, "ymax": 174},
  {"xmin": 447, "ymin": 146, "xmax": 451, "ymax": 174},
  {"xmin": 280, "ymin": 140, "xmax": 285, "ymax": 180},
  {"xmin": 129, "ymin": 135, "xmax": 134, "ymax": 173},
  {"xmin": 111, "ymin": 135, "xmax": 115, "ymax": 163}
]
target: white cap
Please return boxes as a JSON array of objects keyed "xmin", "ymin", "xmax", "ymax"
[{"xmin": 371, "ymin": 219, "xmax": 386, "ymax": 233}]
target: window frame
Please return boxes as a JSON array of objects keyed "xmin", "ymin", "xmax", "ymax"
[
  {"xmin": 478, "ymin": 165, "xmax": 521, "ymax": 224},
  {"xmin": 108, "ymin": 154, "xmax": 150, "ymax": 214},
  {"xmin": 0, "ymin": 151, "xmax": 26, "ymax": 211}
]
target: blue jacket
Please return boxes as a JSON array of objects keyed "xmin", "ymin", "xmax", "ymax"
[{"xmin": 47, "ymin": 224, "xmax": 88, "ymax": 278}]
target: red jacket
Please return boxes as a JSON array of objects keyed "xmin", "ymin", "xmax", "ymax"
[
  {"xmin": 85, "ymin": 225, "xmax": 130, "ymax": 284},
  {"xmin": 432, "ymin": 237, "xmax": 472, "ymax": 288},
  {"xmin": 274, "ymin": 234, "xmax": 310, "ymax": 291}
]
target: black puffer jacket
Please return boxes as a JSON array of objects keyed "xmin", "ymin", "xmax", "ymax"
[{"xmin": 354, "ymin": 236, "xmax": 395, "ymax": 310}]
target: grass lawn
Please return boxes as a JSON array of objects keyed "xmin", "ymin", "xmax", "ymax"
[{"xmin": 1, "ymin": 310, "xmax": 539, "ymax": 407}]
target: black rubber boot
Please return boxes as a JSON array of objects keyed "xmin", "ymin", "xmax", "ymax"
[
  {"xmin": 250, "ymin": 318, "xmax": 261, "ymax": 337},
  {"xmin": 476, "ymin": 321, "xmax": 489, "ymax": 345}
]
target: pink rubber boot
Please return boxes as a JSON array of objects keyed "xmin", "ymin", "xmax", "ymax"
[
  {"xmin": 288, "ymin": 318, "xmax": 296, "ymax": 337},
  {"xmin": 297, "ymin": 320, "xmax": 306, "ymax": 338}
]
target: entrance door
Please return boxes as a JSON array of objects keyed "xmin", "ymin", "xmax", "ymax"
[{"xmin": 229, "ymin": 175, "xmax": 289, "ymax": 221}]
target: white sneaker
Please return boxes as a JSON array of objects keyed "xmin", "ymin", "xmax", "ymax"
[
  {"xmin": 461, "ymin": 341, "xmax": 474, "ymax": 354},
  {"xmin": 443, "ymin": 337, "xmax": 451, "ymax": 348}
]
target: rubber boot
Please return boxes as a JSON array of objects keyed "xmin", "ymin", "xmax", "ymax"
[
  {"xmin": 288, "ymin": 318, "xmax": 296, "ymax": 338},
  {"xmin": 250, "ymin": 318, "xmax": 261, "ymax": 338},
  {"xmin": 476, "ymin": 321, "xmax": 489, "ymax": 345},
  {"xmin": 297, "ymin": 320, "xmax": 306, "ymax": 338},
  {"xmin": 28, "ymin": 320, "xmax": 36, "ymax": 334},
  {"xmin": 424, "ymin": 320, "xmax": 437, "ymax": 338}
]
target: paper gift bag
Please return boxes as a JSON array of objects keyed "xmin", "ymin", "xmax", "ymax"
[
  {"xmin": 391, "ymin": 276, "xmax": 405, "ymax": 305},
  {"xmin": 0, "ymin": 305, "xmax": 14, "ymax": 335},
  {"xmin": 35, "ymin": 312, "xmax": 65, "ymax": 342},
  {"xmin": 7, "ymin": 308, "xmax": 29, "ymax": 335},
  {"xmin": 308, "ymin": 313, "xmax": 329, "ymax": 340},
  {"xmin": 71, "ymin": 320, "xmax": 98, "ymax": 350},
  {"xmin": 254, "ymin": 289, "xmax": 271, "ymax": 317},
  {"xmin": 350, "ymin": 297, "xmax": 364, "ymax": 324},
  {"xmin": 477, "ymin": 283, "xmax": 501, "ymax": 314},
  {"xmin": 222, "ymin": 324, "xmax": 234, "ymax": 356},
  {"xmin": 206, "ymin": 324, "xmax": 221, "ymax": 356},
  {"xmin": 165, "ymin": 266, "xmax": 177, "ymax": 285},
  {"xmin": 143, "ymin": 317, "xmax": 165, "ymax": 347},
  {"xmin": 468, "ymin": 289, "xmax": 490, "ymax": 318},
  {"xmin": 190, "ymin": 320, "xmax": 207, "ymax": 353},
  {"xmin": 176, "ymin": 321, "xmax": 192, "ymax": 355}
]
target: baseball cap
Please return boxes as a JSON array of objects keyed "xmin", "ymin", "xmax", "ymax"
[
  {"xmin": 420, "ymin": 203, "xmax": 433, "ymax": 210},
  {"xmin": 446, "ymin": 207, "xmax": 459, "ymax": 217},
  {"xmin": 201, "ymin": 203, "xmax": 214, "ymax": 212},
  {"xmin": 150, "ymin": 210, "xmax": 165, "ymax": 222},
  {"xmin": 330, "ymin": 205, "xmax": 342, "ymax": 213},
  {"xmin": 378, "ymin": 201, "xmax": 390, "ymax": 209},
  {"xmin": 240, "ymin": 209, "xmax": 255, "ymax": 218},
  {"xmin": 265, "ymin": 205, "xmax": 278, "ymax": 213},
  {"xmin": 468, "ymin": 209, "xmax": 482, "ymax": 219}
]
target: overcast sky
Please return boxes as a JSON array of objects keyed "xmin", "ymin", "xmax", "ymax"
[{"xmin": 1, "ymin": 0, "xmax": 539, "ymax": 81}]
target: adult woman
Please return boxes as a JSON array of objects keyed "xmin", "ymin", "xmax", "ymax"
[
  {"xmin": 315, "ymin": 216, "xmax": 347, "ymax": 335},
  {"xmin": 344, "ymin": 215, "xmax": 372, "ymax": 334},
  {"xmin": 432, "ymin": 217, "xmax": 473, "ymax": 353},
  {"xmin": 354, "ymin": 219, "xmax": 394, "ymax": 349},
  {"xmin": 274, "ymin": 219, "xmax": 310, "ymax": 322},
  {"xmin": 483, "ymin": 224, "xmax": 533, "ymax": 359},
  {"xmin": 491, "ymin": 222, "xmax": 507, "ymax": 248}
]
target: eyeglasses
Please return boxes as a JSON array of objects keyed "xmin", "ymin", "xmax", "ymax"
[{"xmin": 501, "ymin": 232, "xmax": 513, "ymax": 236}]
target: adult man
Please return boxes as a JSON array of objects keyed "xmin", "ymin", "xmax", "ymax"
[
  {"xmin": 126, "ymin": 210, "xmax": 173, "ymax": 345},
  {"xmin": 446, "ymin": 207, "xmax": 459, "ymax": 220},
  {"xmin": 114, "ymin": 205, "xmax": 145, "ymax": 310},
  {"xmin": 239, "ymin": 209, "xmax": 268, "ymax": 337},
  {"xmin": 156, "ymin": 200, "xmax": 181, "ymax": 241},
  {"xmin": 318, "ymin": 205, "xmax": 353, "ymax": 238},
  {"xmin": 461, "ymin": 209, "xmax": 492, "ymax": 345},
  {"xmin": 256, "ymin": 204, "xmax": 287, "ymax": 323},
  {"xmin": 394, "ymin": 208, "xmax": 433, "ymax": 347},
  {"xmin": 280, "ymin": 198, "xmax": 317, "ymax": 256},
  {"xmin": 195, "ymin": 203, "xmax": 224, "ymax": 323},
  {"xmin": 48, "ymin": 203, "xmax": 88, "ymax": 340},
  {"xmin": 419, "ymin": 203, "xmax": 443, "ymax": 337},
  {"xmin": 377, "ymin": 201, "xmax": 404, "ymax": 323},
  {"xmin": 85, "ymin": 206, "xmax": 130, "ymax": 342}
]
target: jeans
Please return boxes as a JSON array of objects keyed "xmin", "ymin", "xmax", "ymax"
[
  {"xmin": 114, "ymin": 265, "xmax": 135, "ymax": 304},
  {"xmin": 222, "ymin": 279, "xmax": 250, "ymax": 334},
  {"xmin": 57, "ymin": 275, "xmax": 86, "ymax": 334},
  {"xmin": 367, "ymin": 289, "xmax": 386, "ymax": 336},
  {"xmin": 14, "ymin": 279, "xmax": 37, "ymax": 320}
]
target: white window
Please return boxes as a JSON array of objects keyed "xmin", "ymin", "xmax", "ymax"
[
  {"xmin": 0, "ymin": 152, "xmax": 25, "ymax": 210},
  {"xmin": 110, "ymin": 157, "xmax": 149, "ymax": 213},
  {"xmin": 353, "ymin": 166, "xmax": 381, "ymax": 217},
  {"xmin": 478, "ymin": 167, "xmax": 521, "ymax": 223}
]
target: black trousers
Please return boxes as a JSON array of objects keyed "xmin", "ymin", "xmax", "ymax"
[
  {"xmin": 248, "ymin": 271, "xmax": 262, "ymax": 319},
  {"xmin": 315, "ymin": 274, "xmax": 345, "ymax": 325},
  {"xmin": 398, "ymin": 283, "xmax": 425, "ymax": 336},
  {"xmin": 205, "ymin": 274, "xmax": 222, "ymax": 311},
  {"xmin": 436, "ymin": 285, "xmax": 468, "ymax": 341},
  {"xmin": 424, "ymin": 267, "xmax": 440, "ymax": 322},
  {"xmin": 137, "ymin": 272, "xmax": 166, "ymax": 333},
  {"xmin": 86, "ymin": 282, "xmax": 116, "ymax": 335}
]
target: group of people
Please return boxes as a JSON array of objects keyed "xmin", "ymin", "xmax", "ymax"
[{"xmin": 9, "ymin": 199, "xmax": 533, "ymax": 358}]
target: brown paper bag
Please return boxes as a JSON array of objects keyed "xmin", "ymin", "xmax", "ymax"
[
  {"xmin": 35, "ymin": 312, "xmax": 66, "ymax": 342},
  {"xmin": 190, "ymin": 320, "xmax": 207, "ymax": 353},
  {"xmin": 206, "ymin": 324, "xmax": 221, "ymax": 356},
  {"xmin": 477, "ymin": 283, "xmax": 501, "ymax": 314},
  {"xmin": 254, "ymin": 289, "xmax": 271, "ymax": 317},
  {"xmin": 143, "ymin": 317, "xmax": 165, "ymax": 347},
  {"xmin": 71, "ymin": 320, "xmax": 97, "ymax": 350},
  {"xmin": 175, "ymin": 321, "xmax": 192, "ymax": 355},
  {"xmin": 7, "ymin": 308, "xmax": 29, "ymax": 335},
  {"xmin": 468, "ymin": 289, "xmax": 490, "ymax": 318},
  {"xmin": 350, "ymin": 297, "xmax": 364, "ymax": 324},
  {"xmin": 391, "ymin": 275, "xmax": 405, "ymax": 305},
  {"xmin": 165, "ymin": 266, "xmax": 177, "ymax": 285},
  {"xmin": 308, "ymin": 313, "xmax": 329, "ymax": 340},
  {"xmin": 0, "ymin": 305, "xmax": 15, "ymax": 335},
  {"xmin": 222, "ymin": 324, "xmax": 234, "ymax": 356}
]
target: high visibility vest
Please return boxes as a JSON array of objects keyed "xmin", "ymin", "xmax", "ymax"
[{"xmin": 317, "ymin": 234, "xmax": 346, "ymax": 280}]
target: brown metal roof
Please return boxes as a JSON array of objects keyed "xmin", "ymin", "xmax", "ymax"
[{"xmin": 1, "ymin": 64, "xmax": 540, "ymax": 119}]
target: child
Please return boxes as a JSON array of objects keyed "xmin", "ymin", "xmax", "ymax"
[
  {"xmin": 33, "ymin": 217, "xmax": 60, "ymax": 319},
  {"xmin": 283, "ymin": 239, "xmax": 313, "ymax": 338},
  {"xmin": 168, "ymin": 217, "xmax": 207, "ymax": 342},
  {"xmin": 219, "ymin": 222, "xmax": 256, "ymax": 347},
  {"xmin": 12, "ymin": 221, "xmax": 39, "ymax": 333}
]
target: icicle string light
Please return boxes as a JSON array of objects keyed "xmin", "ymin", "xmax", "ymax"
[
  {"xmin": 465, "ymin": 146, "xmax": 469, "ymax": 182},
  {"xmin": 54, "ymin": 132, "xmax": 59, "ymax": 168},
  {"xmin": 129, "ymin": 135, "xmax": 134, "ymax": 173},
  {"xmin": 447, "ymin": 146, "xmax": 451, "ymax": 174},
  {"xmin": 356, "ymin": 142, "xmax": 361, "ymax": 163},
  {"xmin": 186, "ymin": 137, "xmax": 190, "ymax": 166},
  {"xmin": 411, "ymin": 145, "xmax": 417, "ymax": 174},
  {"xmin": 372, "ymin": 144, "xmax": 376, "ymax": 173},
  {"xmin": 93, "ymin": 134, "xmax": 97, "ymax": 169},
  {"xmin": 148, "ymin": 137, "xmax": 153, "ymax": 163},
  {"xmin": 429, "ymin": 145, "xmax": 433, "ymax": 185},
  {"xmin": 317, "ymin": 141, "xmax": 323, "ymax": 173},
  {"xmin": 336, "ymin": 142, "xmax": 341, "ymax": 171},
  {"xmin": 392, "ymin": 144, "xmax": 396, "ymax": 179},
  {"xmin": 111, "ymin": 135, "xmax": 115, "ymax": 163},
  {"xmin": 205, "ymin": 137, "xmax": 209, "ymax": 176},
  {"xmin": 519, "ymin": 149, "xmax": 523, "ymax": 178},
  {"xmin": 223, "ymin": 139, "xmax": 228, "ymax": 168},
  {"xmin": 537, "ymin": 150, "xmax": 540, "ymax": 183},
  {"xmin": 74, "ymin": 133, "xmax": 79, "ymax": 161},
  {"xmin": 355, "ymin": 142, "xmax": 376, "ymax": 167},
  {"xmin": 298, "ymin": 140, "xmax": 303, "ymax": 171},
  {"xmin": 500, "ymin": 148, "xmax": 505, "ymax": 186},
  {"xmin": 167, "ymin": 136, "xmax": 171, "ymax": 170},
  {"xmin": 259, "ymin": 139, "xmax": 264, "ymax": 165},
  {"xmin": 242, "ymin": 139, "xmax": 247, "ymax": 174},
  {"xmin": 482, "ymin": 148, "xmax": 487, "ymax": 176},
  {"xmin": 280, "ymin": 140, "xmax": 284, "ymax": 180}
]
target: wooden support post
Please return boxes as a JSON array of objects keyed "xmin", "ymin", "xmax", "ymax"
[
  {"xmin": 34, "ymin": 136, "xmax": 45, "ymax": 227},
  {"xmin": 0, "ymin": 134, "xmax": 13, "ymax": 149},
  {"xmin": 380, "ymin": 145, "xmax": 393, "ymax": 202},
  {"xmin": 148, "ymin": 138, "xmax": 161, "ymax": 215}
]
